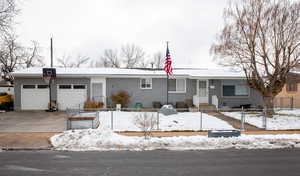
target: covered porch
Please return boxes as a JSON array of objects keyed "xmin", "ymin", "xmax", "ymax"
[{"xmin": 192, "ymin": 79, "xmax": 218, "ymax": 109}]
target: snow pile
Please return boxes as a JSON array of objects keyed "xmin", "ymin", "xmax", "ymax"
[
  {"xmin": 223, "ymin": 111, "xmax": 300, "ymax": 130},
  {"xmin": 51, "ymin": 127, "xmax": 300, "ymax": 151},
  {"xmin": 93, "ymin": 111, "xmax": 235, "ymax": 131}
]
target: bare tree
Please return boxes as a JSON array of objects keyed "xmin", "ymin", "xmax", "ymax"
[
  {"xmin": 0, "ymin": 32, "xmax": 43, "ymax": 83},
  {"xmin": 0, "ymin": 0, "xmax": 18, "ymax": 32},
  {"xmin": 211, "ymin": 0, "xmax": 300, "ymax": 115},
  {"xmin": 133, "ymin": 112, "xmax": 157, "ymax": 139},
  {"xmin": 73, "ymin": 54, "xmax": 90, "ymax": 68},
  {"xmin": 98, "ymin": 49, "xmax": 120, "ymax": 68},
  {"xmin": 57, "ymin": 54, "xmax": 70, "ymax": 68},
  {"xmin": 121, "ymin": 44, "xmax": 145, "ymax": 68},
  {"xmin": 22, "ymin": 41, "xmax": 44, "ymax": 68},
  {"xmin": 152, "ymin": 51, "xmax": 164, "ymax": 69},
  {"xmin": 57, "ymin": 54, "xmax": 90, "ymax": 68}
]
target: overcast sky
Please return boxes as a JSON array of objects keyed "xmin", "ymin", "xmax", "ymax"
[{"xmin": 16, "ymin": 0, "xmax": 229, "ymax": 68}]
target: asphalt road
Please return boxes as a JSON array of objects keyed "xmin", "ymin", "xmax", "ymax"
[{"xmin": 0, "ymin": 149, "xmax": 300, "ymax": 176}]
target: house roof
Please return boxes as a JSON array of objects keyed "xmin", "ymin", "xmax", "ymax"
[{"xmin": 11, "ymin": 67, "xmax": 246, "ymax": 79}]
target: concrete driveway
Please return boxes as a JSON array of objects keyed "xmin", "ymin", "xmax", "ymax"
[{"xmin": 0, "ymin": 111, "xmax": 66, "ymax": 132}]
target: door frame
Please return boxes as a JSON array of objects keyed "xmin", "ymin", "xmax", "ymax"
[
  {"xmin": 196, "ymin": 79, "xmax": 209, "ymax": 104},
  {"xmin": 90, "ymin": 77, "xmax": 106, "ymax": 108}
]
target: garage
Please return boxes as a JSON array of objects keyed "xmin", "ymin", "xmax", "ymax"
[
  {"xmin": 57, "ymin": 84, "xmax": 87, "ymax": 110},
  {"xmin": 21, "ymin": 84, "xmax": 49, "ymax": 110}
]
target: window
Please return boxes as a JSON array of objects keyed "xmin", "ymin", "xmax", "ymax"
[
  {"xmin": 168, "ymin": 79, "xmax": 186, "ymax": 93},
  {"xmin": 73, "ymin": 85, "xmax": 86, "ymax": 89},
  {"xmin": 23, "ymin": 85, "xmax": 35, "ymax": 89},
  {"xmin": 140, "ymin": 78, "xmax": 152, "ymax": 89},
  {"xmin": 222, "ymin": 80, "xmax": 249, "ymax": 96},
  {"xmin": 37, "ymin": 85, "xmax": 48, "ymax": 89},
  {"xmin": 59, "ymin": 85, "xmax": 71, "ymax": 89},
  {"xmin": 286, "ymin": 82, "xmax": 297, "ymax": 92}
]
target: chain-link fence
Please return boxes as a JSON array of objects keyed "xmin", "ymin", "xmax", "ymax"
[{"xmin": 65, "ymin": 106, "xmax": 300, "ymax": 131}]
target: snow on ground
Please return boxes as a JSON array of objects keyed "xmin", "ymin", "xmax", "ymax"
[
  {"xmin": 223, "ymin": 111, "xmax": 300, "ymax": 130},
  {"xmin": 76, "ymin": 111, "xmax": 235, "ymax": 131},
  {"xmin": 276, "ymin": 109, "xmax": 300, "ymax": 116},
  {"xmin": 51, "ymin": 126, "xmax": 300, "ymax": 151}
]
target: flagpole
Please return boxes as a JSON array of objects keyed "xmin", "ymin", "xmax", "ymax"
[
  {"xmin": 167, "ymin": 73, "xmax": 169, "ymax": 104},
  {"xmin": 166, "ymin": 41, "xmax": 169, "ymax": 105}
]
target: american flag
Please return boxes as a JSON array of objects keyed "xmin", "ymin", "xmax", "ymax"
[{"xmin": 164, "ymin": 44, "xmax": 173, "ymax": 76}]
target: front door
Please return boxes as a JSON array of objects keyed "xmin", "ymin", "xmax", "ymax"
[
  {"xmin": 197, "ymin": 80, "xmax": 209, "ymax": 104},
  {"xmin": 92, "ymin": 83, "xmax": 103, "ymax": 102}
]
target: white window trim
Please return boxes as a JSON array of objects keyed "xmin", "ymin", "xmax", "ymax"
[
  {"xmin": 168, "ymin": 78, "xmax": 186, "ymax": 93},
  {"xmin": 140, "ymin": 78, "xmax": 152, "ymax": 89}
]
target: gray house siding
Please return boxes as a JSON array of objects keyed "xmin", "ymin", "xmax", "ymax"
[
  {"xmin": 14, "ymin": 76, "xmax": 264, "ymax": 110},
  {"xmin": 106, "ymin": 78, "xmax": 196, "ymax": 108},
  {"xmin": 208, "ymin": 79, "xmax": 263, "ymax": 108},
  {"xmin": 14, "ymin": 77, "xmax": 90, "ymax": 110}
]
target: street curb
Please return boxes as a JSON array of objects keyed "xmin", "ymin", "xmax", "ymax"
[{"xmin": 1, "ymin": 147, "xmax": 52, "ymax": 151}]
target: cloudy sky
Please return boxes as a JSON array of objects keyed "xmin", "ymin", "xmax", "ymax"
[{"xmin": 16, "ymin": 0, "xmax": 229, "ymax": 68}]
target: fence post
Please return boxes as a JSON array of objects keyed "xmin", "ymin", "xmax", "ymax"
[
  {"xmin": 240, "ymin": 107, "xmax": 245, "ymax": 131},
  {"xmin": 111, "ymin": 110, "xmax": 114, "ymax": 131},
  {"xmin": 200, "ymin": 110, "xmax": 203, "ymax": 131},
  {"xmin": 157, "ymin": 111, "xmax": 160, "ymax": 130},
  {"xmin": 291, "ymin": 97, "xmax": 294, "ymax": 110},
  {"xmin": 263, "ymin": 107, "xmax": 267, "ymax": 130}
]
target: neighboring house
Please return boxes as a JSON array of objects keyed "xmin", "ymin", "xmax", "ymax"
[
  {"xmin": 276, "ymin": 72, "xmax": 300, "ymax": 108},
  {"xmin": 11, "ymin": 67, "xmax": 263, "ymax": 111}
]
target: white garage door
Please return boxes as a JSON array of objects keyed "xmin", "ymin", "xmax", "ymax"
[
  {"xmin": 21, "ymin": 84, "xmax": 49, "ymax": 110},
  {"xmin": 57, "ymin": 84, "xmax": 87, "ymax": 110}
]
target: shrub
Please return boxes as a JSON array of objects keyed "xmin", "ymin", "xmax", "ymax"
[
  {"xmin": 84, "ymin": 99, "xmax": 104, "ymax": 109},
  {"xmin": 110, "ymin": 90, "xmax": 130, "ymax": 108},
  {"xmin": 133, "ymin": 112, "xmax": 157, "ymax": 139}
]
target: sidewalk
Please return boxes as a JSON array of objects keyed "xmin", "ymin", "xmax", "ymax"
[
  {"xmin": 0, "ymin": 132, "xmax": 57, "ymax": 150},
  {"xmin": 2, "ymin": 130, "xmax": 300, "ymax": 150},
  {"xmin": 207, "ymin": 112, "xmax": 261, "ymax": 131},
  {"xmin": 118, "ymin": 130, "xmax": 300, "ymax": 137}
]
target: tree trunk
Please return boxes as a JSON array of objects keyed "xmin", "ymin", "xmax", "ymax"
[{"xmin": 263, "ymin": 95, "xmax": 275, "ymax": 117}]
